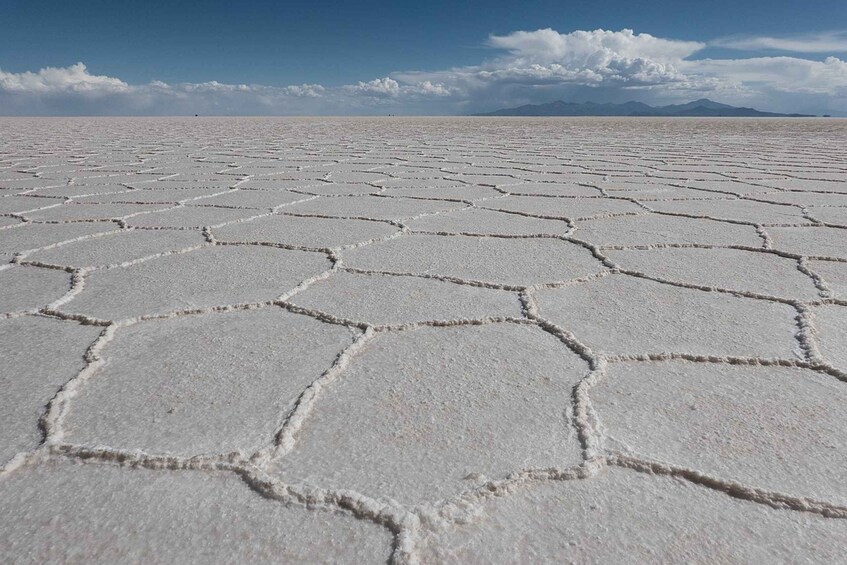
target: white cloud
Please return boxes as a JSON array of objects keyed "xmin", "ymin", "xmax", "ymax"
[
  {"xmin": 281, "ymin": 83, "xmax": 325, "ymax": 97},
  {"xmin": 684, "ymin": 56, "xmax": 847, "ymax": 95},
  {"xmin": 346, "ymin": 77, "xmax": 401, "ymax": 96},
  {"xmin": 395, "ymin": 28, "xmax": 711, "ymax": 101},
  {"xmin": 396, "ymin": 28, "xmax": 847, "ymax": 114},
  {"xmin": 2, "ymin": 29, "xmax": 846, "ymax": 115},
  {"xmin": 0, "ymin": 62, "xmax": 128, "ymax": 94},
  {"xmin": 713, "ymin": 31, "xmax": 847, "ymax": 53},
  {"xmin": 488, "ymin": 28, "xmax": 704, "ymax": 65}
]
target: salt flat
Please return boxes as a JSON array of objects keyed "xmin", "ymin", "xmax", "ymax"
[{"xmin": 1, "ymin": 117, "xmax": 846, "ymax": 563}]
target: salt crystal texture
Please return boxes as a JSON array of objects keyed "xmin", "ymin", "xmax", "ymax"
[{"xmin": 1, "ymin": 117, "xmax": 845, "ymax": 563}]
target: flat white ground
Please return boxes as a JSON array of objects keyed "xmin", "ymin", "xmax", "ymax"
[{"xmin": 1, "ymin": 117, "xmax": 846, "ymax": 563}]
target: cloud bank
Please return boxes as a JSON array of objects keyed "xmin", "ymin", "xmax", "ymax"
[{"xmin": 2, "ymin": 29, "xmax": 846, "ymax": 115}]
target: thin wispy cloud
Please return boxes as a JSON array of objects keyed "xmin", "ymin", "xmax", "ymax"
[
  {"xmin": 713, "ymin": 31, "xmax": 847, "ymax": 53},
  {"xmin": 2, "ymin": 28, "xmax": 846, "ymax": 115}
]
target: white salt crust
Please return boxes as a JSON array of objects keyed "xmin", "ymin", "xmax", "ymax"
[{"xmin": 1, "ymin": 117, "xmax": 846, "ymax": 564}]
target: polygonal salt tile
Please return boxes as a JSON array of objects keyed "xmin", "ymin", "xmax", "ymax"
[
  {"xmin": 192, "ymin": 189, "xmax": 308, "ymax": 209},
  {"xmin": 65, "ymin": 308, "xmax": 356, "ymax": 455},
  {"xmin": 725, "ymin": 169, "xmax": 788, "ymax": 180},
  {"xmin": 220, "ymin": 166, "xmax": 287, "ymax": 178},
  {"xmin": 768, "ymin": 226, "xmax": 847, "ymax": 260},
  {"xmin": 214, "ymin": 214, "xmax": 399, "ymax": 248},
  {"xmin": 381, "ymin": 185, "xmax": 500, "ymax": 201},
  {"xmin": 445, "ymin": 166, "xmax": 522, "ymax": 177},
  {"xmin": 343, "ymin": 234, "xmax": 603, "ymax": 287},
  {"xmin": 813, "ymin": 304, "xmax": 847, "ymax": 371},
  {"xmin": 806, "ymin": 206, "xmax": 847, "ymax": 226},
  {"xmin": 0, "ymin": 265, "xmax": 71, "ymax": 313},
  {"xmin": 285, "ymin": 195, "xmax": 464, "ymax": 220},
  {"xmin": 482, "ymin": 195, "xmax": 643, "ymax": 219},
  {"xmin": 505, "ymin": 183, "xmax": 601, "ymax": 197},
  {"xmin": 600, "ymin": 184, "xmax": 720, "ymax": 200},
  {"xmin": 672, "ymin": 180, "xmax": 776, "ymax": 196},
  {"xmin": 324, "ymin": 171, "xmax": 388, "ymax": 183},
  {"xmin": 274, "ymin": 323, "xmax": 587, "ymax": 505},
  {"xmin": 74, "ymin": 187, "xmax": 223, "ymax": 204},
  {"xmin": 0, "ymin": 461, "xmax": 393, "ymax": 563},
  {"xmin": 291, "ymin": 271, "xmax": 522, "ymax": 325},
  {"xmin": 24, "ymin": 202, "xmax": 172, "ymax": 222},
  {"xmin": 593, "ymin": 361, "xmax": 847, "ymax": 505},
  {"xmin": 381, "ymin": 169, "xmax": 448, "ymax": 181},
  {"xmin": 304, "ymin": 183, "xmax": 381, "ymax": 196},
  {"xmin": 749, "ymin": 192, "xmax": 847, "ymax": 207},
  {"xmin": 375, "ymin": 178, "xmax": 468, "ymax": 190},
  {"xmin": 26, "ymin": 229, "xmax": 205, "ymax": 269},
  {"xmin": 236, "ymin": 178, "xmax": 324, "ymax": 191},
  {"xmin": 0, "ymin": 195, "xmax": 64, "ymax": 214},
  {"xmin": 0, "ymin": 216, "xmax": 22, "ymax": 228},
  {"xmin": 517, "ymin": 172, "xmax": 608, "ymax": 185},
  {"xmin": 0, "ymin": 317, "xmax": 102, "ymax": 464},
  {"xmin": 418, "ymin": 467, "xmax": 847, "ymax": 563},
  {"xmin": 73, "ymin": 173, "xmax": 163, "ymax": 186},
  {"xmin": 574, "ymin": 213, "xmax": 763, "ymax": 247},
  {"xmin": 0, "ymin": 178, "xmax": 65, "ymax": 191},
  {"xmin": 63, "ymin": 245, "xmax": 329, "ymax": 320},
  {"xmin": 446, "ymin": 174, "xmax": 528, "ymax": 187},
  {"xmin": 535, "ymin": 275, "xmax": 797, "ymax": 358},
  {"xmin": 34, "ymin": 184, "xmax": 137, "ymax": 198},
  {"xmin": 124, "ymin": 205, "xmax": 262, "ymax": 228},
  {"xmin": 584, "ymin": 163, "xmax": 649, "ymax": 174},
  {"xmin": 809, "ymin": 260, "xmax": 847, "ymax": 298},
  {"xmin": 604, "ymin": 247, "xmax": 821, "ymax": 300},
  {"xmin": 406, "ymin": 207, "xmax": 571, "ymax": 236},
  {"xmin": 761, "ymin": 178, "xmax": 847, "ymax": 192},
  {"xmin": 647, "ymin": 198, "xmax": 810, "ymax": 225},
  {"xmin": 0, "ymin": 222, "xmax": 121, "ymax": 262},
  {"xmin": 148, "ymin": 179, "xmax": 239, "ymax": 191}
]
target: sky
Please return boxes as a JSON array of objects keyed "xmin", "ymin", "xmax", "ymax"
[{"xmin": 1, "ymin": 0, "xmax": 846, "ymax": 115}]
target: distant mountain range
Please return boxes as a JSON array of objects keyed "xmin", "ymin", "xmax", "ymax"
[{"xmin": 474, "ymin": 98, "xmax": 817, "ymax": 117}]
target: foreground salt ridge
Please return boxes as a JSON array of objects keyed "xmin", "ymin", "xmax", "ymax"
[{"xmin": 0, "ymin": 118, "xmax": 845, "ymax": 563}]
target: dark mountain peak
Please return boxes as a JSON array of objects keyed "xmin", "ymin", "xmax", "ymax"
[{"xmin": 474, "ymin": 99, "xmax": 815, "ymax": 118}]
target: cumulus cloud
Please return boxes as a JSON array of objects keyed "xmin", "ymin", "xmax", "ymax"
[
  {"xmin": 346, "ymin": 77, "xmax": 401, "ymax": 96},
  {"xmin": 397, "ymin": 28, "xmax": 847, "ymax": 114},
  {"xmin": 2, "ymin": 29, "xmax": 847, "ymax": 115},
  {"xmin": 411, "ymin": 80, "xmax": 453, "ymax": 96},
  {"xmin": 394, "ymin": 28, "xmax": 714, "ymax": 107},
  {"xmin": 488, "ymin": 28, "xmax": 704, "ymax": 64},
  {"xmin": 0, "ymin": 62, "xmax": 128, "ymax": 94},
  {"xmin": 281, "ymin": 83, "xmax": 326, "ymax": 97},
  {"xmin": 343, "ymin": 77, "xmax": 453, "ymax": 99},
  {"xmin": 713, "ymin": 31, "xmax": 847, "ymax": 53}
]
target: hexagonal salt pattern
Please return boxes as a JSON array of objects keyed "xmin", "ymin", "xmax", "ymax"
[
  {"xmin": 2, "ymin": 117, "xmax": 846, "ymax": 563},
  {"xmin": 534, "ymin": 274, "xmax": 798, "ymax": 359},
  {"xmin": 212, "ymin": 213, "xmax": 400, "ymax": 248},
  {"xmin": 289, "ymin": 270, "xmax": 523, "ymax": 326},
  {"xmin": 0, "ymin": 461, "xmax": 393, "ymax": 563},
  {"xmin": 343, "ymin": 234, "xmax": 604, "ymax": 287},
  {"xmin": 0, "ymin": 316, "xmax": 102, "ymax": 464},
  {"xmin": 61, "ymin": 245, "xmax": 330, "ymax": 321},
  {"xmin": 417, "ymin": 468, "xmax": 847, "ymax": 563},
  {"xmin": 273, "ymin": 323, "xmax": 587, "ymax": 506},
  {"xmin": 591, "ymin": 360, "xmax": 847, "ymax": 505},
  {"xmin": 63, "ymin": 308, "xmax": 357, "ymax": 456},
  {"xmin": 0, "ymin": 265, "xmax": 71, "ymax": 314},
  {"xmin": 603, "ymin": 247, "xmax": 822, "ymax": 300}
]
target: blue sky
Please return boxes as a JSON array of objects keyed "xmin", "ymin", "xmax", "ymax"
[{"xmin": 2, "ymin": 0, "xmax": 846, "ymax": 115}]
